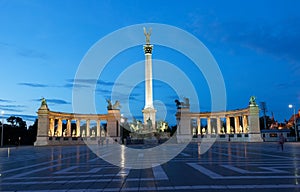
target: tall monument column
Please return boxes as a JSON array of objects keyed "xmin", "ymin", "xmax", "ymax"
[{"xmin": 142, "ymin": 27, "xmax": 156, "ymax": 129}]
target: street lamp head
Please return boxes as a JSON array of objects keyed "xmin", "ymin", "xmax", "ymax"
[
  {"xmin": 1, "ymin": 111, "xmax": 4, "ymax": 115},
  {"xmin": 289, "ymin": 104, "xmax": 293, "ymax": 109}
]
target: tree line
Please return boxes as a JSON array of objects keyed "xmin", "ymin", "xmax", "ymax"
[{"xmin": 0, "ymin": 116, "xmax": 37, "ymax": 146}]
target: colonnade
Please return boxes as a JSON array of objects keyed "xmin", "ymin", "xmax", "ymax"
[
  {"xmin": 48, "ymin": 116, "xmax": 105, "ymax": 138},
  {"xmin": 35, "ymin": 101, "xmax": 121, "ymax": 146},
  {"xmin": 193, "ymin": 113, "xmax": 249, "ymax": 135},
  {"xmin": 176, "ymin": 104, "xmax": 262, "ymax": 142}
]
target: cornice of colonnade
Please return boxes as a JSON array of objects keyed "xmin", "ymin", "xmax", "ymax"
[
  {"xmin": 177, "ymin": 107, "xmax": 250, "ymax": 118},
  {"xmin": 47, "ymin": 110, "xmax": 112, "ymax": 120}
]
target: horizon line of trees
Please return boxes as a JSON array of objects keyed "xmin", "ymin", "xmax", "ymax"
[{"xmin": 0, "ymin": 116, "xmax": 37, "ymax": 146}]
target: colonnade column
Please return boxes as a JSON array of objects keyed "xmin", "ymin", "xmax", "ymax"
[
  {"xmin": 217, "ymin": 117, "xmax": 221, "ymax": 134},
  {"xmin": 76, "ymin": 119, "xmax": 80, "ymax": 137},
  {"xmin": 226, "ymin": 116, "xmax": 231, "ymax": 134},
  {"xmin": 57, "ymin": 119, "xmax": 62, "ymax": 137},
  {"xmin": 67, "ymin": 119, "xmax": 71, "ymax": 136},
  {"xmin": 96, "ymin": 120, "xmax": 100, "ymax": 137},
  {"xmin": 234, "ymin": 116, "xmax": 240, "ymax": 133},
  {"xmin": 49, "ymin": 118, "xmax": 55, "ymax": 136},
  {"xmin": 207, "ymin": 117, "xmax": 211, "ymax": 134},
  {"xmin": 86, "ymin": 120, "xmax": 90, "ymax": 137},
  {"xmin": 243, "ymin": 115, "xmax": 248, "ymax": 132},
  {"xmin": 197, "ymin": 118, "xmax": 201, "ymax": 135}
]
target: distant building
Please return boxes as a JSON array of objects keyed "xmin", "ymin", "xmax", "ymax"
[
  {"xmin": 287, "ymin": 109, "xmax": 300, "ymax": 127},
  {"xmin": 261, "ymin": 129, "xmax": 295, "ymax": 142},
  {"xmin": 287, "ymin": 109, "xmax": 300, "ymax": 140},
  {"xmin": 261, "ymin": 110, "xmax": 300, "ymax": 142}
]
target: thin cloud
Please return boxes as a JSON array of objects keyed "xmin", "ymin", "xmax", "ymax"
[
  {"xmin": 68, "ymin": 78, "xmax": 98, "ymax": 85},
  {"xmin": 17, "ymin": 47, "xmax": 47, "ymax": 59},
  {"xmin": 275, "ymin": 80, "xmax": 298, "ymax": 90},
  {"xmin": 33, "ymin": 98, "xmax": 70, "ymax": 105},
  {"xmin": 68, "ymin": 79, "xmax": 130, "ymax": 87},
  {"xmin": 47, "ymin": 99, "xmax": 71, "ymax": 105},
  {"xmin": 226, "ymin": 19, "xmax": 300, "ymax": 64},
  {"xmin": 17, "ymin": 114, "xmax": 37, "ymax": 122},
  {"xmin": 0, "ymin": 41, "xmax": 47, "ymax": 60},
  {"xmin": 63, "ymin": 83, "xmax": 90, "ymax": 88},
  {"xmin": 0, "ymin": 99, "xmax": 15, "ymax": 103},
  {"xmin": 18, "ymin": 82, "xmax": 49, "ymax": 88},
  {"xmin": 0, "ymin": 41, "xmax": 10, "ymax": 47},
  {"xmin": 96, "ymin": 88, "xmax": 113, "ymax": 95},
  {"xmin": 0, "ymin": 104, "xmax": 26, "ymax": 113},
  {"xmin": 189, "ymin": 14, "xmax": 300, "ymax": 67},
  {"xmin": 1, "ymin": 114, "xmax": 37, "ymax": 123}
]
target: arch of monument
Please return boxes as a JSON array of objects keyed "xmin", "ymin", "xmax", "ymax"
[
  {"xmin": 176, "ymin": 100, "xmax": 263, "ymax": 142},
  {"xmin": 34, "ymin": 101, "xmax": 121, "ymax": 146}
]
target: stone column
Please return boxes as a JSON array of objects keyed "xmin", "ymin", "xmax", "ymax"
[
  {"xmin": 67, "ymin": 119, "xmax": 71, "ymax": 136},
  {"xmin": 86, "ymin": 120, "xmax": 90, "ymax": 137},
  {"xmin": 243, "ymin": 115, "xmax": 248, "ymax": 133},
  {"xmin": 207, "ymin": 117, "xmax": 211, "ymax": 134},
  {"xmin": 197, "ymin": 117, "xmax": 201, "ymax": 135},
  {"xmin": 142, "ymin": 38, "xmax": 156, "ymax": 128},
  {"xmin": 57, "ymin": 119, "xmax": 62, "ymax": 137},
  {"xmin": 217, "ymin": 117, "xmax": 221, "ymax": 134},
  {"xmin": 226, "ymin": 116, "xmax": 231, "ymax": 134},
  {"xmin": 96, "ymin": 119, "xmax": 100, "ymax": 137},
  {"xmin": 76, "ymin": 119, "xmax": 80, "ymax": 137},
  {"xmin": 234, "ymin": 116, "xmax": 240, "ymax": 133},
  {"xmin": 49, "ymin": 118, "xmax": 55, "ymax": 136}
]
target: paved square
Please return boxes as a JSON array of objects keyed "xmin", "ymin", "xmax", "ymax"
[{"xmin": 1, "ymin": 142, "xmax": 300, "ymax": 191}]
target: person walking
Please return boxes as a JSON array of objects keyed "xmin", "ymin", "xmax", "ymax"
[{"xmin": 278, "ymin": 133, "xmax": 285, "ymax": 151}]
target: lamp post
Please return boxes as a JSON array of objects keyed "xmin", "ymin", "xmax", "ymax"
[
  {"xmin": 289, "ymin": 104, "xmax": 297, "ymax": 141},
  {"xmin": 1, "ymin": 111, "xmax": 4, "ymax": 147}
]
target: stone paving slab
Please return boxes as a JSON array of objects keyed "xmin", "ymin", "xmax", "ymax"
[{"xmin": 1, "ymin": 142, "xmax": 300, "ymax": 191}]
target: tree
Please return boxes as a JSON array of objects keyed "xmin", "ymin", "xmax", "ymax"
[
  {"xmin": 5, "ymin": 116, "xmax": 27, "ymax": 146},
  {"xmin": 27, "ymin": 119, "xmax": 38, "ymax": 144},
  {"xmin": 259, "ymin": 115, "xmax": 276, "ymax": 130},
  {"xmin": 7, "ymin": 116, "xmax": 27, "ymax": 129}
]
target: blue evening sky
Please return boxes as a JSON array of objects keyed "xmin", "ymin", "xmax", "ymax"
[{"xmin": 0, "ymin": 0, "xmax": 299, "ymax": 125}]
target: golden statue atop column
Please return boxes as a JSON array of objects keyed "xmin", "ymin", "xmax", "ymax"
[{"xmin": 143, "ymin": 27, "xmax": 152, "ymax": 44}]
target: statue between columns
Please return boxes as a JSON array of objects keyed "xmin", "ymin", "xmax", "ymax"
[
  {"xmin": 143, "ymin": 27, "xmax": 152, "ymax": 44},
  {"xmin": 41, "ymin": 97, "xmax": 47, "ymax": 106},
  {"xmin": 249, "ymin": 96, "xmax": 257, "ymax": 106},
  {"xmin": 175, "ymin": 97, "xmax": 190, "ymax": 109},
  {"xmin": 106, "ymin": 99, "xmax": 121, "ymax": 110}
]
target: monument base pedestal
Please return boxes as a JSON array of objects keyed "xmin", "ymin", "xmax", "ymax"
[
  {"xmin": 103, "ymin": 136, "xmax": 121, "ymax": 144},
  {"xmin": 176, "ymin": 134, "xmax": 192, "ymax": 144},
  {"xmin": 142, "ymin": 107, "xmax": 156, "ymax": 130},
  {"xmin": 34, "ymin": 136, "xmax": 48, "ymax": 146},
  {"xmin": 248, "ymin": 132, "xmax": 263, "ymax": 142}
]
